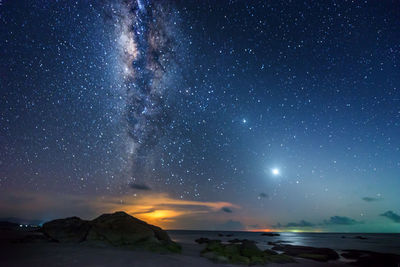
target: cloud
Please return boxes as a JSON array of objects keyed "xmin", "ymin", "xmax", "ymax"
[
  {"xmin": 380, "ymin": 211, "xmax": 400, "ymax": 223},
  {"xmin": 129, "ymin": 183, "xmax": 152, "ymax": 191},
  {"xmin": 258, "ymin": 193, "xmax": 268, "ymax": 199},
  {"xmin": 323, "ymin": 216, "xmax": 361, "ymax": 225},
  {"xmin": 0, "ymin": 191, "xmax": 240, "ymax": 229},
  {"xmin": 362, "ymin": 197, "xmax": 381, "ymax": 202},
  {"xmin": 93, "ymin": 193, "xmax": 240, "ymax": 227},
  {"xmin": 285, "ymin": 220, "xmax": 315, "ymax": 227},
  {"xmin": 221, "ymin": 207, "xmax": 233, "ymax": 213},
  {"xmin": 215, "ymin": 220, "xmax": 244, "ymax": 231}
]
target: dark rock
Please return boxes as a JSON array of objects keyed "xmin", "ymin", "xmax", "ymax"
[
  {"xmin": 261, "ymin": 232, "xmax": 280, "ymax": 236},
  {"xmin": 86, "ymin": 211, "xmax": 181, "ymax": 252},
  {"xmin": 264, "ymin": 249, "xmax": 278, "ymax": 255},
  {"xmin": 228, "ymin": 238, "xmax": 243, "ymax": 243},
  {"xmin": 43, "ymin": 211, "xmax": 181, "ymax": 253},
  {"xmin": 42, "ymin": 217, "xmax": 90, "ymax": 243},
  {"xmin": 268, "ymin": 240, "xmax": 292, "ymax": 245},
  {"xmin": 354, "ymin": 235, "xmax": 367, "ymax": 240},
  {"xmin": 271, "ymin": 244, "xmax": 339, "ymax": 262},
  {"xmin": 195, "ymin": 237, "xmax": 211, "ymax": 244},
  {"xmin": 342, "ymin": 249, "xmax": 400, "ymax": 267}
]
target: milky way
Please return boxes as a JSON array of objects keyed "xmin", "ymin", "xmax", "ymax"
[{"xmin": 114, "ymin": 0, "xmax": 178, "ymax": 162}]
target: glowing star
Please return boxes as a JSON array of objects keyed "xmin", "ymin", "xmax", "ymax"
[
  {"xmin": 242, "ymin": 118, "xmax": 247, "ymax": 123},
  {"xmin": 272, "ymin": 168, "xmax": 280, "ymax": 176}
]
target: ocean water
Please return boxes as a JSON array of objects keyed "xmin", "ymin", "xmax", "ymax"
[{"xmin": 167, "ymin": 230, "xmax": 400, "ymax": 254}]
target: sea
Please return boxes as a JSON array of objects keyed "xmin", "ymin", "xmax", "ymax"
[{"xmin": 168, "ymin": 230, "xmax": 400, "ymax": 255}]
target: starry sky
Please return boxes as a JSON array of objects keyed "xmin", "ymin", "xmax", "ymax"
[{"xmin": 1, "ymin": 0, "xmax": 400, "ymax": 232}]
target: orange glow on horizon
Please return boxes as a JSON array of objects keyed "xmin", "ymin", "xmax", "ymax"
[
  {"xmin": 248, "ymin": 228, "xmax": 275, "ymax": 232},
  {"xmin": 95, "ymin": 193, "xmax": 240, "ymax": 228},
  {"xmin": 133, "ymin": 209, "xmax": 186, "ymax": 225}
]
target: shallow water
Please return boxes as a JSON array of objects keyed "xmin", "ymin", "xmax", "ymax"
[{"xmin": 168, "ymin": 230, "xmax": 400, "ymax": 254}]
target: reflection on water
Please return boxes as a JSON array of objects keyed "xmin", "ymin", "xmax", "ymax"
[{"xmin": 168, "ymin": 230, "xmax": 400, "ymax": 254}]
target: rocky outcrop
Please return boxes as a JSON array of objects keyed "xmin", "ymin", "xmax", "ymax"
[
  {"xmin": 42, "ymin": 211, "xmax": 181, "ymax": 253},
  {"xmin": 261, "ymin": 232, "xmax": 280, "ymax": 236},
  {"xmin": 341, "ymin": 249, "xmax": 400, "ymax": 267},
  {"xmin": 199, "ymin": 239, "xmax": 295, "ymax": 265},
  {"xmin": 270, "ymin": 243, "xmax": 339, "ymax": 262},
  {"xmin": 42, "ymin": 217, "xmax": 90, "ymax": 243}
]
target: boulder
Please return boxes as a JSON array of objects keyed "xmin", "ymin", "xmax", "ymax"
[
  {"xmin": 86, "ymin": 211, "xmax": 180, "ymax": 252},
  {"xmin": 42, "ymin": 217, "xmax": 90, "ymax": 243}
]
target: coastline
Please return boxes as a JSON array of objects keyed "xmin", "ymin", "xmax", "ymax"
[{"xmin": 0, "ymin": 229, "xmax": 347, "ymax": 267}]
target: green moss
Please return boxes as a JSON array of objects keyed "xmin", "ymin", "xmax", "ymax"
[
  {"xmin": 200, "ymin": 240, "xmax": 295, "ymax": 265},
  {"xmin": 264, "ymin": 249, "xmax": 278, "ymax": 255},
  {"xmin": 265, "ymin": 254, "xmax": 296, "ymax": 263},
  {"xmin": 223, "ymin": 244, "xmax": 240, "ymax": 255},
  {"xmin": 241, "ymin": 248, "xmax": 264, "ymax": 258},
  {"xmin": 206, "ymin": 240, "xmax": 224, "ymax": 253},
  {"xmin": 165, "ymin": 242, "xmax": 182, "ymax": 253},
  {"xmin": 230, "ymin": 254, "xmax": 250, "ymax": 265},
  {"xmin": 215, "ymin": 255, "xmax": 229, "ymax": 263},
  {"xmin": 250, "ymin": 256, "xmax": 266, "ymax": 265}
]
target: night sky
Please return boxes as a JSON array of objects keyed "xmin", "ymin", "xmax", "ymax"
[{"xmin": 1, "ymin": 0, "xmax": 400, "ymax": 232}]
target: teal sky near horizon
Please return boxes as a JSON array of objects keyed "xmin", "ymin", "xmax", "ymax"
[{"xmin": 1, "ymin": 0, "xmax": 400, "ymax": 232}]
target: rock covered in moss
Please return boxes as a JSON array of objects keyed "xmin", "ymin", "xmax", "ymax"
[{"xmin": 200, "ymin": 239, "xmax": 295, "ymax": 265}]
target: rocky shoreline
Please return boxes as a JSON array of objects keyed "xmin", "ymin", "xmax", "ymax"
[
  {"xmin": 193, "ymin": 236, "xmax": 400, "ymax": 266},
  {"xmin": 1, "ymin": 216, "xmax": 400, "ymax": 266}
]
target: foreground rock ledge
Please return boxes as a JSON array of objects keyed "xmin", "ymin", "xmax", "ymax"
[
  {"xmin": 198, "ymin": 239, "xmax": 295, "ymax": 265},
  {"xmin": 42, "ymin": 211, "xmax": 181, "ymax": 253}
]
